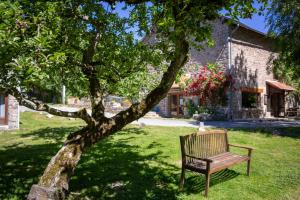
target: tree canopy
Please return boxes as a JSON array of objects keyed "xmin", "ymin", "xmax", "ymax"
[
  {"xmin": 1, "ymin": 0, "xmax": 268, "ymax": 100},
  {"xmin": 267, "ymin": 0, "xmax": 300, "ymax": 91}
]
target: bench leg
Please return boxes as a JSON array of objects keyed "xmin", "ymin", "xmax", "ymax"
[
  {"xmin": 247, "ymin": 149, "xmax": 252, "ymax": 176},
  {"xmin": 247, "ymin": 159, "xmax": 251, "ymax": 176},
  {"xmin": 179, "ymin": 167, "xmax": 185, "ymax": 190},
  {"xmin": 205, "ymin": 173, "xmax": 210, "ymax": 197}
]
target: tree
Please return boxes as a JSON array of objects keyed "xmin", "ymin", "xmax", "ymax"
[
  {"xmin": 267, "ymin": 0, "xmax": 300, "ymax": 91},
  {"xmin": 0, "ymin": 0, "xmax": 266, "ymax": 198}
]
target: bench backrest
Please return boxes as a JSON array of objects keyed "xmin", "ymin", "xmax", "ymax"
[{"xmin": 180, "ymin": 130, "xmax": 229, "ymax": 162}]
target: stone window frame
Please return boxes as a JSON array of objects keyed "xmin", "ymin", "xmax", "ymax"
[
  {"xmin": 241, "ymin": 89, "xmax": 262, "ymax": 109},
  {"xmin": 0, "ymin": 94, "xmax": 8, "ymax": 125}
]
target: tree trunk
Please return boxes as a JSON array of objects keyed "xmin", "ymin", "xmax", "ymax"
[
  {"xmin": 27, "ymin": 127, "xmax": 90, "ymax": 200},
  {"xmin": 27, "ymin": 121, "xmax": 123, "ymax": 200}
]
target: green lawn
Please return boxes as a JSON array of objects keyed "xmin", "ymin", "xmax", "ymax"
[{"xmin": 0, "ymin": 112, "xmax": 300, "ymax": 200}]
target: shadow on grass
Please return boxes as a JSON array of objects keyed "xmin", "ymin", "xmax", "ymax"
[
  {"xmin": 227, "ymin": 127, "xmax": 300, "ymax": 139},
  {"xmin": 0, "ymin": 126, "xmax": 75, "ymax": 199},
  {"xmin": 69, "ymin": 129, "xmax": 240, "ymax": 199},
  {"xmin": 0, "ymin": 143, "xmax": 60, "ymax": 199},
  {"xmin": 69, "ymin": 132, "xmax": 180, "ymax": 200},
  {"xmin": 1, "ymin": 126, "xmax": 242, "ymax": 200},
  {"xmin": 183, "ymin": 169, "xmax": 239, "ymax": 194},
  {"xmin": 20, "ymin": 126, "xmax": 83, "ymax": 143}
]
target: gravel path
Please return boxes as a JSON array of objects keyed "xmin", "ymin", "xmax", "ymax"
[{"xmin": 133, "ymin": 118, "xmax": 300, "ymax": 129}]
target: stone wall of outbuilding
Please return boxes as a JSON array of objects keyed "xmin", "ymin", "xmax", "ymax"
[
  {"xmin": 158, "ymin": 19, "xmax": 230, "ymax": 117},
  {"xmin": 0, "ymin": 95, "xmax": 19, "ymax": 131},
  {"xmin": 230, "ymin": 27, "xmax": 277, "ymax": 119}
]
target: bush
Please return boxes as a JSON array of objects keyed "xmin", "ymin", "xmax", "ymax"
[{"xmin": 186, "ymin": 99, "xmax": 198, "ymax": 116}]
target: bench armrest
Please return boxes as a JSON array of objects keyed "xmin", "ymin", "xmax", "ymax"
[
  {"xmin": 229, "ymin": 144, "xmax": 254, "ymax": 150},
  {"xmin": 185, "ymin": 154, "xmax": 213, "ymax": 163}
]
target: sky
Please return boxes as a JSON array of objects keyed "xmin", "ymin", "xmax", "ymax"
[
  {"xmin": 239, "ymin": 14, "xmax": 268, "ymax": 34},
  {"xmin": 112, "ymin": 1, "xmax": 270, "ymax": 36},
  {"xmin": 237, "ymin": 1, "xmax": 269, "ymax": 34}
]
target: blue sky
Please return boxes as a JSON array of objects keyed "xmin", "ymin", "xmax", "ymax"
[
  {"xmin": 239, "ymin": 14, "xmax": 268, "ymax": 34},
  {"xmin": 112, "ymin": 1, "xmax": 269, "ymax": 35},
  {"xmin": 237, "ymin": 1, "xmax": 269, "ymax": 34}
]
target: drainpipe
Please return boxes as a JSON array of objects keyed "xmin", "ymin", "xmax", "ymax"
[
  {"xmin": 61, "ymin": 85, "xmax": 66, "ymax": 105},
  {"xmin": 228, "ymin": 24, "xmax": 239, "ymax": 120}
]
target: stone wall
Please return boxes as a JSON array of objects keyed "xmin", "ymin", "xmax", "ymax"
[
  {"xmin": 157, "ymin": 19, "xmax": 230, "ymax": 117},
  {"xmin": 230, "ymin": 26, "xmax": 277, "ymax": 119},
  {"xmin": 0, "ymin": 95, "xmax": 19, "ymax": 130},
  {"xmin": 156, "ymin": 19, "xmax": 278, "ymax": 119},
  {"xmin": 157, "ymin": 96, "xmax": 169, "ymax": 117},
  {"xmin": 8, "ymin": 95, "xmax": 19, "ymax": 129},
  {"xmin": 185, "ymin": 19, "xmax": 229, "ymax": 74}
]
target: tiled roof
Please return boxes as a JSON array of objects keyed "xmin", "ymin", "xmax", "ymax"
[{"xmin": 266, "ymin": 80, "xmax": 296, "ymax": 91}]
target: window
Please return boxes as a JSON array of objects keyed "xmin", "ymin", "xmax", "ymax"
[
  {"xmin": 0, "ymin": 95, "xmax": 5, "ymax": 118},
  {"xmin": 242, "ymin": 92, "xmax": 260, "ymax": 108},
  {"xmin": 170, "ymin": 94, "xmax": 184, "ymax": 116},
  {"xmin": 0, "ymin": 94, "xmax": 7, "ymax": 125}
]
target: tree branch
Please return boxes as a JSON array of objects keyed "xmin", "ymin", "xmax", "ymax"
[
  {"xmin": 102, "ymin": 0, "xmax": 155, "ymax": 4},
  {"xmin": 4, "ymin": 88, "xmax": 95, "ymax": 126},
  {"xmin": 111, "ymin": 33, "xmax": 189, "ymax": 126},
  {"xmin": 81, "ymin": 32, "xmax": 106, "ymax": 120}
]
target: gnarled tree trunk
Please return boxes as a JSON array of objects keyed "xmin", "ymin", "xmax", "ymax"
[
  {"xmin": 27, "ymin": 127, "xmax": 88, "ymax": 200},
  {"xmin": 27, "ymin": 119, "xmax": 132, "ymax": 199},
  {"xmin": 28, "ymin": 143, "xmax": 83, "ymax": 199}
]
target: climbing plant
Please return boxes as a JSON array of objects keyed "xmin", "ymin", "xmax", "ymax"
[{"xmin": 184, "ymin": 64, "xmax": 232, "ymax": 106}]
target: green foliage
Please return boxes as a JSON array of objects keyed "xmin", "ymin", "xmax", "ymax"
[
  {"xmin": 267, "ymin": 0, "xmax": 300, "ymax": 92},
  {"xmin": 186, "ymin": 99, "xmax": 197, "ymax": 116},
  {"xmin": 0, "ymin": 0, "xmax": 267, "ymax": 100},
  {"xmin": 197, "ymin": 106, "xmax": 212, "ymax": 114}
]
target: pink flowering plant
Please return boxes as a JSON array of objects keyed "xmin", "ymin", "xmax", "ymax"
[{"xmin": 184, "ymin": 63, "xmax": 232, "ymax": 106}]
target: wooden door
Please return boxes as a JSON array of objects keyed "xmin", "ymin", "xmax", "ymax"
[
  {"xmin": 170, "ymin": 94, "xmax": 184, "ymax": 117},
  {"xmin": 0, "ymin": 95, "xmax": 8, "ymax": 125},
  {"xmin": 271, "ymin": 93, "xmax": 280, "ymax": 117},
  {"xmin": 271, "ymin": 93, "xmax": 285, "ymax": 117}
]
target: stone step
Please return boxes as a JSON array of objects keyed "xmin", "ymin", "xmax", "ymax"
[{"xmin": 144, "ymin": 111, "xmax": 160, "ymax": 118}]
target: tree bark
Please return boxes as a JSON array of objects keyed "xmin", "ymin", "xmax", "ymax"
[
  {"xmin": 27, "ymin": 127, "xmax": 89, "ymax": 200},
  {"xmin": 28, "ymin": 144, "xmax": 83, "ymax": 199},
  {"xmin": 27, "ymin": 120, "xmax": 126, "ymax": 199}
]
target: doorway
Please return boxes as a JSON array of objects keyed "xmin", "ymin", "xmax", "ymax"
[
  {"xmin": 0, "ymin": 94, "xmax": 8, "ymax": 125},
  {"xmin": 270, "ymin": 93, "xmax": 284, "ymax": 117},
  {"xmin": 169, "ymin": 94, "xmax": 184, "ymax": 117}
]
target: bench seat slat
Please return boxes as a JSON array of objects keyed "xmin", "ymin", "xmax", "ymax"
[{"xmin": 186, "ymin": 152, "xmax": 249, "ymax": 174}]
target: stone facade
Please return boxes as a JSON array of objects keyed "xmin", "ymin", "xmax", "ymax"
[
  {"xmin": 156, "ymin": 18, "xmax": 292, "ymax": 120},
  {"xmin": 157, "ymin": 96, "xmax": 169, "ymax": 117},
  {"xmin": 157, "ymin": 19, "xmax": 230, "ymax": 117},
  {"xmin": 230, "ymin": 27, "xmax": 276, "ymax": 119},
  {"xmin": 187, "ymin": 19, "xmax": 229, "ymax": 72},
  {"xmin": 0, "ymin": 95, "xmax": 19, "ymax": 130}
]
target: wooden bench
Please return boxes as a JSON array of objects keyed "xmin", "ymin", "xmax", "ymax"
[
  {"xmin": 286, "ymin": 108, "xmax": 300, "ymax": 117},
  {"xmin": 179, "ymin": 130, "xmax": 253, "ymax": 197}
]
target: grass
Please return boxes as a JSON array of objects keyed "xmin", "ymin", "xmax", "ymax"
[{"xmin": 0, "ymin": 112, "xmax": 299, "ymax": 200}]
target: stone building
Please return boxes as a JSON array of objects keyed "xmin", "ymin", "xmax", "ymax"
[
  {"xmin": 0, "ymin": 94, "xmax": 19, "ymax": 130},
  {"xmin": 156, "ymin": 18, "xmax": 297, "ymax": 119}
]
